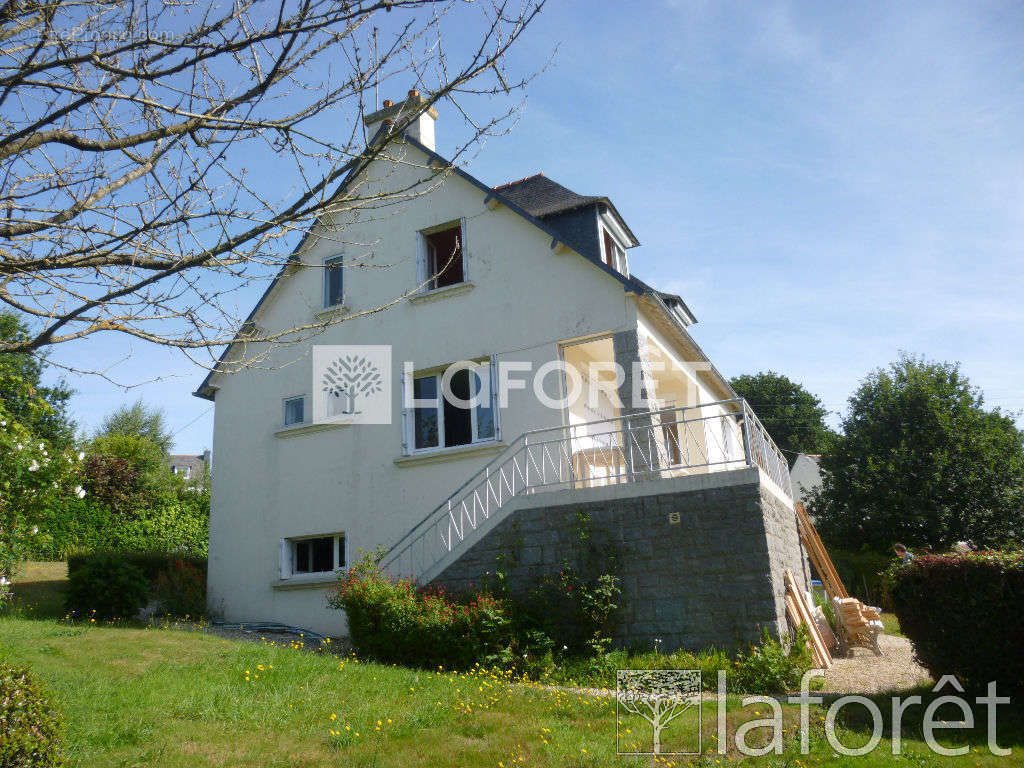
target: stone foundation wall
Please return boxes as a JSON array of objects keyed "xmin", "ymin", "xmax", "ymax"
[{"xmin": 432, "ymin": 469, "xmax": 808, "ymax": 651}]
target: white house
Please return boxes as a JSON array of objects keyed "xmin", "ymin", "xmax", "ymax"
[
  {"xmin": 790, "ymin": 453, "xmax": 823, "ymax": 506},
  {"xmin": 196, "ymin": 93, "xmax": 806, "ymax": 646}
]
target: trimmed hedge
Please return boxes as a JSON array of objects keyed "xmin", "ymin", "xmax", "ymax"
[
  {"xmin": 0, "ymin": 663, "xmax": 65, "ymax": 767},
  {"xmin": 27, "ymin": 498, "xmax": 208, "ymax": 561},
  {"xmin": 65, "ymin": 552, "xmax": 208, "ymax": 620},
  {"xmin": 891, "ymin": 552, "xmax": 1024, "ymax": 691}
]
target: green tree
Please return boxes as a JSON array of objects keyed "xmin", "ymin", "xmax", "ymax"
[
  {"xmin": 98, "ymin": 401, "xmax": 173, "ymax": 454},
  {"xmin": 730, "ymin": 371, "xmax": 835, "ymax": 460},
  {"xmin": 0, "ymin": 312, "xmax": 75, "ymax": 447},
  {"xmin": 812, "ymin": 355, "xmax": 1024, "ymax": 551}
]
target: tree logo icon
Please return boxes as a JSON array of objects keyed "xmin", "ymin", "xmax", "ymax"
[
  {"xmin": 312, "ymin": 345, "xmax": 392, "ymax": 425},
  {"xmin": 321, "ymin": 354, "xmax": 383, "ymax": 415},
  {"xmin": 616, "ymin": 669, "xmax": 701, "ymax": 755}
]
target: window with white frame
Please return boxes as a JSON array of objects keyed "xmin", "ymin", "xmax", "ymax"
[
  {"xmin": 416, "ymin": 219, "xmax": 468, "ymax": 291},
  {"xmin": 282, "ymin": 395, "xmax": 306, "ymax": 427},
  {"xmin": 323, "ymin": 254, "xmax": 344, "ymax": 308},
  {"xmin": 402, "ymin": 359, "xmax": 498, "ymax": 453},
  {"xmin": 283, "ymin": 533, "xmax": 346, "ymax": 577}
]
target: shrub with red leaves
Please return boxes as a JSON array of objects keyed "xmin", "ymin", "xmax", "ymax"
[
  {"xmin": 891, "ymin": 551, "xmax": 1024, "ymax": 691},
  {"xmin": 328, "ymin": 554, "xmax": 511, "ymax": 669}
]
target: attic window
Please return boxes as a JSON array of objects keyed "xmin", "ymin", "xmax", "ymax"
[{"xmin": 417, "ymin": 220, "xmax": 467, "ymax": 291}]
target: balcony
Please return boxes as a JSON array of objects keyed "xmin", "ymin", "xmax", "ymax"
[{"xmin": 380, "ymin": 398, "xmax": 791, "ymax": 583}]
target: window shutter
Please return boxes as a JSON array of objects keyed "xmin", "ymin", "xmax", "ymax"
[
  {"xmin": 415, "ymin": 232, "xmax": 428, "ymax": 292},
  {"xmin": 460, "ymin": 217, "xmax": 470, "ymax": 282},
  {"xmin": 279, "ymin": 539, "xmax": 290, "ymax": 579},
  {"xmin": 489, "ymin": 354, "xmax": 501, "ymax": 441},
  {"xmin": 400, "ymin": 373, "xmax": 411, "ymax": 455}
]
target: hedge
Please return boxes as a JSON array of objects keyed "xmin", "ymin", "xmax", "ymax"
[
  {"xmin": 27, "ymin": 498, "xmax": 208, "ymax": 560},
  {"xmin": 891, "ymin": 552, "xmax": 1024, "ymax": 691},
  {"xmin": 65, "ymin": 551, "xmax": 208, "ymax": 620}
]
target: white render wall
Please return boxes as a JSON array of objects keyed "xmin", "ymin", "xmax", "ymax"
[{"xmin": 206, "ymin": 141, "xmax": 641, "ymax": 634}]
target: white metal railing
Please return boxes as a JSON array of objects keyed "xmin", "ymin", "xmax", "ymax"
[{"xmin": 379, "ymin": 398, "xmax": 792, "ymax": 581}]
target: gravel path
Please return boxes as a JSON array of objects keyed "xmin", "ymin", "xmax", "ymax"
[{"xmin": 821, "ymin": 633, "xmax": 933, "ymax": 694}]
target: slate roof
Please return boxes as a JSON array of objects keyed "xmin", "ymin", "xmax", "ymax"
[
  {"xmin": 493, "ymin": 173, "xmax": 639, "ymax": 247},
  {"xmin": 493, "ymin": 174, "xmax": 603, "ymax": 218},
  {"xmin": 169, "ymin": 453, "xmax": 208, "ymax": 475}
]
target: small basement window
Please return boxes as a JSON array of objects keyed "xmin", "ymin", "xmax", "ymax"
[
  {"xmin": 283, "ymin": 395, "xmax": 306, "ymax": 427},
  {"xmin": 417, "ymin": 221, "xmax": 466, "ymax": 291},
  {"xmin": 286, "ymin": 534, "xmax": 346, "ymax": 577}
]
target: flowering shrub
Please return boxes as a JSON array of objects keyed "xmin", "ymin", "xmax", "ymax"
[
  {"xmin": 0, "ymin": 663, "xmax": 65, "ymax": 767},
  {"xmin": 0, "ymin": 379, "xmax": 84, "ymax": 605},
  {"xmin": 328, "ymin": 553, "xmax": 512, "ymax": 669},
  {"xmin": 891, "ymin": 551, "xmax": 1024, "ymax": 690}
]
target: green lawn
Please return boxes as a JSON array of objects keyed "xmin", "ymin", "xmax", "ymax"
[{"xmin": 1, "ymin": 564, "xmax": 1020, "ymax": 767}]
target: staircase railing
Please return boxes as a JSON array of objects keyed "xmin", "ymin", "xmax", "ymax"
[{"xmin": 379, "ymin": 398, "xmax": 791, "ymax": 581}]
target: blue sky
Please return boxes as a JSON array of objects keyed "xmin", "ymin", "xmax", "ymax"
[{"xmin": 45, "ymin": 0, "xmax": 1024, "ymax": 450}]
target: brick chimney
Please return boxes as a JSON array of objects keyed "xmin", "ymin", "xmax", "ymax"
[{"xmin": 363, "ymin": 89, "xmax": 437, "ymax": 151}]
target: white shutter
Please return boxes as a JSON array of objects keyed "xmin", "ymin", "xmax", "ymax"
[
  {"xmin": 490, "ymin": 353, "xmax": 501, "ymax": 441},
  {"xmin": 279, "ymin": 539, "xmax": 290, "ymax": 579},
  {"xmin": 460, "ymin": 216, "xmax": 469, "ymax": 282},
  {"xmin": 400, "ymin": 373, "xmax": 411, "ymax": 455},
  {"xmin": 415, "ymin": 232, "xmax": 428, "ymax": 292}
]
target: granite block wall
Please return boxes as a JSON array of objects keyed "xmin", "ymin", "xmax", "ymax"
[{"xmin": 432, "ymin": 470, "xmax": 808, "ymax": 651}]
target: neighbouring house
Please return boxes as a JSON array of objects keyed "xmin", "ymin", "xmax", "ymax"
[
  {"xmin": 790, "ymin": 453, "xmax": 823, "ymax": 506},
  {"xmin": 195, "ymin": 92, "xmax": 809, "ymax": 647},
  {"xmin": 169, "ymin": 450, "xmax": 211, "ymax": 483}
]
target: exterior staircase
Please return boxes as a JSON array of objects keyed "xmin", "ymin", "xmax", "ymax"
[{"xmin": 379, "ymin": 398, "xmax": 792, "ymax": 583}]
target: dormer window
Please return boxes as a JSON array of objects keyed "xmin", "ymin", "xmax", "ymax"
[{"xmin": 417, "ymin": 219, "xmax": 468, "ymax": 292}]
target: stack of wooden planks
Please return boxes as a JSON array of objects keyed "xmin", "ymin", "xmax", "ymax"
[
  {"xmin": 784, "ymin": 568, "xmax": 832, "ymax": 669},
  {"xmin": 794, "ymin": 502, "xmax": 848, "ymax": 599}
]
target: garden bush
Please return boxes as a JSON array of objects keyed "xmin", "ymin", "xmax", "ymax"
[
  {"xmin": 828, "ymin": 547, "xmax": 894, "ymax": 608},
  {"xmin": 64, "ymin": 553, "xmax": 151, "ymax": 619},
  {"xmin": 328, "ymin": 554, "xmax": 512, "ymax": 670},
  {"xmin": 153, "ymin": 559, "xmax": 207, "ymax": 618},
  {"xmin": 27, "ymin": 497, "xmax": 209, "ymax": 561},
  {"xmin": 732, "ymin": 627, "xmax": 814, "ymax": 694},
  {"xmin": 0, "ymin": 663, "xmax": 65, "ymax": 767},
  {"xmin": 65, "ymin": 551, "xmax": 208, "ymax": 619},
  {"xmin": 891, "ymin": 551, "xmax": 1024, "ymax": 691}
]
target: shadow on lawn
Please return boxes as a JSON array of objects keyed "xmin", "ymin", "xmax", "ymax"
[
  {"xmin": 825, "ymin": 683, "xmax": 1024, "ymax": 752},
  {"xmin": 8, "ymin": 561, "xmax": 68, "ymax": 619}
]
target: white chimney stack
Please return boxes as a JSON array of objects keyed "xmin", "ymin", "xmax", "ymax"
[{"xmin": 363, "ymin": 89, "xmax": 437, "ymax": 152}]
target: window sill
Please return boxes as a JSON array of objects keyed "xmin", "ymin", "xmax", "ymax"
[
  {"xmin": 314, "ymin": 304, "xmax": 349, "ymax": 321},
  {"xmin": 274, "ymin": 422, "xmax": 349, "ymax": 439},
  {"xmin": 394, "ymin": 440, "xmax": 506, "ymax": 467},
  {"xmin": 271, "ymin": 573, "xmax": 341, "ymax": 591},
  {"xmin": 408, "ymin": 282, "xmax": 474, "ymax": 305}
]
